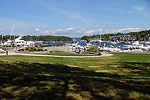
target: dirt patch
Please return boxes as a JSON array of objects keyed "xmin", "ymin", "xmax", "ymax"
[
  {"xmin": 119, "ymin": 68, "xmax": 142, "ymax": 72},
  {"xmin": 134, "ymin": 64, "xmax": 144, "ymax": 67},
  {"xmin": 95, "ymin": 70, "xmax": 118, "ymax": 72},
  {"xmin": 67, "ymin": 65, "xmax": 78, "ymax": 67},
  {"xmin": 111, "ymin": 65, "xmax": 122, "ymax": 68},
  {"xmin": 131, "ymin": 69, "xmax": 141, "ymax": 72},
  {"xmin": 121, "ymin": 69, "xmax": 131, "ymax": 72},
  {"xmin": 95, "ymin": 70, "xmax": 110, "ymax": 72},
  {"xmin": 88, "ymin": 66, "xmax": 101, "ymax": 68}
]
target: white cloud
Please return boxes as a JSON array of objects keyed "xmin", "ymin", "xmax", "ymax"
[
  {"xmin": 84, "ymin": 29, "xmax": 102, "ymax": 34},
  {"xmin": 120, "ymin": 9, "xmax": 134, "ymax": 14},
  {"xmin": 56, "ymin": 27, "xmax": 74, "ymax": 32},
  {"xmin": 33, "ymin": 27, "xmax": 140, "ymax": 36},
  {"xmin": 33, "ymin": 27, "xmax": 103, "ymax": 35},
  {"xmin": 133, "ymin": 6, "xmax": 144, "ymax": 12},
  {"xmin": 33, "ymin": 28, "xmax": 55, "ymax": 34},
  {"xmin": 105, "ymin": 28, "xmax": 140, "ymax": 33},
  {"xmin": 34, "ymin": 28, "xmax": 40, "ymax": 32}
]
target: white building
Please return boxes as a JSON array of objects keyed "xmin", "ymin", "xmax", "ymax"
[
  {"xmin": 14, "ymin": 36, "xmax": 26, "ymax": 46},
  {"xmin": 3, "ymin": 36, "xmax": 35, "ymax": 46}
]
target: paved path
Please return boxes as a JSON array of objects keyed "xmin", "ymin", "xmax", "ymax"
[{"xmin": 0, "ymin": 53, "xmax": 113, "ymax": 58}]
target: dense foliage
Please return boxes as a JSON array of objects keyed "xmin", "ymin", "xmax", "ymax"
[
  {"xmin": 0, "ymin": 35, "xmax": 72, "ymax": 42},
  {"xmin": 0, "ymin": 35, "xmax": 19, "ymax": 41},
  {"xmin": 81, "ymin": 30, "xmax": 150, "ymax": 41},
  {"xmin": 18, "ymin": 47, "xmax": 47, "ymax": 52},
  {"xmin": 23, "ymin": 35, "xmax": 73, "ymax": 41}
]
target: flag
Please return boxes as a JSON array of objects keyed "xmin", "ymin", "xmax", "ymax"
[{"xmin": 1, "ymin": 33, "xmax": 4, "ymax": 40}]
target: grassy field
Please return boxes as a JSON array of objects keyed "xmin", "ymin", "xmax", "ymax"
[
  {"xmin": 34, "ymin": 51, "xmax": 98, "ymax": 56},
  {"xmin": 0, "ymin": 53, "xmax": 150, "ymax": 100}
]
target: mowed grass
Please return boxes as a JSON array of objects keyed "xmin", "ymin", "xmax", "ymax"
[
  {"xmin": 35, "ymin": 51, "xmax": 98, "ymax": 56},
  {"xmin": 0, "ymin": 53, "xmax": 150, "ymax": 100}
]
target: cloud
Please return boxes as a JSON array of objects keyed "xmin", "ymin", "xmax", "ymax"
[
  {"xmin": 34, "ymin": 28, "xmax": 40, "ymax": 32},
  {"xmin": 105, "ymin": 28, "xmax": 140, "ymax": 33},
  {"xmin": 121, "ymin": 6, "xmax": 145, "ymax": 14},
  {"xmin": 33, "ymin": 27, "xmax": 103, "ymax": 35},
  {"xmin": 33, "ymin": 27, "xmax": 141, "ymax": 37},
  {"xmin": 34, "ymin": 28, "xmax": 55, "ymax": 34},
  {"xmin": 56, "ymin": 27, "xmax": 74, "ymax": 32},
  {"xmin": 133, "ymin": 6, "xmax": 144, "ymax": 12},
  {"xmin": 122, "ymin": 10, "xmax": 134, "ymax": 14},
  {"xmin": 84, "ymin": 29, "xmax": 102, "ymax": 34}
]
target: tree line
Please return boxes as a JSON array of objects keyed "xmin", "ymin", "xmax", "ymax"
[
  {"xmin": 0, "ymin": 35, "xmax": 73, "ymax": 42},
  {"xmin": 81, "ymin": 30, "xmax": 150, "ymax": 41}
]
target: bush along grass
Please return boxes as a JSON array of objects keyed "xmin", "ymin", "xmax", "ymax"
[
  {"xmin": 18, "ymin": 47, "xmax": 47, "ymax": 52},
  {"xmin": 0, "ymin": 51, "xmax": 5, "ymax": 53},
  {"xmin": 40, "ymin": 44, "xmax": 63, "ymax": 47}
]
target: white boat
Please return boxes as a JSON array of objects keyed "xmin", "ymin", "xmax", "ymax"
[
  {"xmin": 85, "ymin": 42, "xmax": 92, "ymax": 49},
  {"xmin": 146, "ymin": 41, "xmax": 150, "ymax": 44},
  {"xmin": 14, "ymin": 36, "xmax": 26, "ymax": 46},
  {"xmin": 123, "ymin": 45, "xmax": 132, "ymax": 50},
  {"xmin": 111, "ymin": 41, "xmax": 117, "ymax": 44},
  {"xmin": 132, "ymin": 41, "xmax": 139, "ymax": 45},
  {"xmin": 3, "ymin": 36, "xmax": 36, "ymax": 46},
  {"xmin": 26, "ymin": 41, "xmax": 35, "ymax": 46},
  {"xmin": 108, "ymin": 45, "xmax": 122, "ymax": 52},
  {"xmin": 0, "ymin": 48, "xmax": 5, "ymax": 52},
  {"xmin": 3, "ymin": 39, "xmax": 12, "ymax": 46}
]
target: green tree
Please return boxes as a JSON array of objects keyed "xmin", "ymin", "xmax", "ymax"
[{"xmin": 88, "ymin": 46, "xmax": 99, "ymax": 52}]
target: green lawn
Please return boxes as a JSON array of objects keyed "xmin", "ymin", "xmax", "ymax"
[
  {"xmin": 0, "ymin": 53, "xmax": 150, "ymax": 100},
  {"xmin": 34, "ymin": 51, "xmax": 98, "ymax": 56}
]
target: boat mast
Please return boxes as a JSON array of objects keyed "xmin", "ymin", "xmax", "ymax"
[
  {"xmin": 10, "ymin": 26, "xmax": 14, "ymax": 40},
  {"xmin": 11, "ymin": 24, "xmax": 16, "ymax": 47},
  {"xmin": 13, "ymin": 24, "xmax": 16, "ymax": 40},
  {"xmin": 100, "ymin": 28, "xmax": 102, "ymax": 46}
]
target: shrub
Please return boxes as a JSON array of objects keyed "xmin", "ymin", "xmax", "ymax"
[
  {"xmin": 49, "ymin": 51, "xmax": 53, "ymax": 53},
  {"xmin": 40, "ymin": 45, "xmax": 49, "ymax": 47},
  {"xmin": 37, "ymin": 48, "xmax": 43, "ymax": 51},
  {"xmin": 18, "ymin": 49, "xmax": 24, "ymax": 51},
  {"xmin": 88, "ymin": 46, "xmax": 99, "ymax": 53},
  {"xmin": 25, "ymin": 47, "xmax": 29, "ymax": 51}
]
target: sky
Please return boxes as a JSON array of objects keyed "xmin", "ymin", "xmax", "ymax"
[{"xmin": 0, "ymin": 0, "xmax": 150, "ymax": 37}]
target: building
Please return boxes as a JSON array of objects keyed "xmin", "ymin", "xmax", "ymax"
[{"xmin": 108, "ymin": 35, "xmax": 137, "ymax": 41}]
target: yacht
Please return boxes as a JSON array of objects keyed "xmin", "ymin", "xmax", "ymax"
[
  {"xmin": 132, "ymin": 41, "xmax": 139, "ymax": 45},
  {"xmin": 14, "ymin": 36, "xmax": 26, "ymax": 46},
  {"xmin": 3, "ymin": 36, "xmax": 35, "ymax": 46},
  {"xmin": 3, "ymin": 39, "xmax": 12, "ymax": 46}
]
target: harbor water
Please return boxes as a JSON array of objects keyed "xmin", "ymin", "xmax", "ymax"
[{"xmin": 43, "ymin": 41, "xmax": 132, "ymax": 50}]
